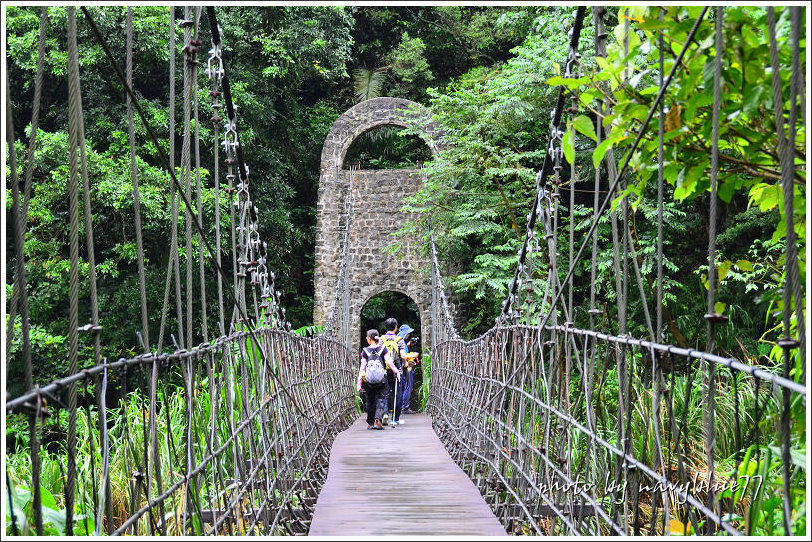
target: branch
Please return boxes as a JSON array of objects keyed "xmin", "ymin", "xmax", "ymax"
[
  {"xmin": 628, "ymin": 218, "xmax": 690, "ymax": 348},
  {"xmin": 492, "ymin": 176, "xmax": 523, "ymax": 241}
]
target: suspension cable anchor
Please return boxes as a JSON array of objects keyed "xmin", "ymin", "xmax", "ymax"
[
  {"xmin": 777, "ymin": 338, "xmax": 800, "ymax": 349},
  {"xmin": 703, "ymin": 312, "xmax": 729, "ymax": 324}
]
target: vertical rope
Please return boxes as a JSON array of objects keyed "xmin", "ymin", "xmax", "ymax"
[
  {"xmin": 787, "ymin": 7, "xmax": 806, "ymax": 376},
  {"xmin": 5, "ymin": 7, "xmax": 47, "ymax": 357},
  {"xmin": 148, "ymin": 9, "xmax": 175, "ymax": 531},
  {"xmin": 74, "ymin": 8, "xmax": 103, "ymax": 534},
  {"xmin": 588, "ymin": 6, "xmax": 605, "ymax": 332},
  {"xmin": 156, "ymin": 6, "xmax": 184, "ymax": 353},
  {"xmin": 767, "ymin": 6, "xmax": 802, "ymax": 534},
  {"xmin": 182, "ymin": 5, "xmax": 195, "ymax": 349},
  {"xmin": 656, "ymin": 11, "xmax": 665, "ymax": 342},
  {"xmin": 171, "ymin": 3, "xmax": 186, "ymax": 349},
  {"xmin": 586, "ymin": 5, "xmax": 606, "ymax": 525},
  {"xmin": 600, "ymin": 11, "xmax": 627, "ymax": 528},
  {"xmin": 653, "ymin": 6, "xmax": 669, "ymax": 531},
  {"xmin": 65, "ymin": 8, "xmax": 86, "ymax": 534},
  {"xmin": 702, "ymin": 8, "xmax": 724, "ymax": 531},
  {"xmin": 127, "ymin": 7, "xmax": 151, "ymax": 353},
  {"xmin": 6, "ymin": 76, "xmax": 43, "ymax": 537},
  {"xmin": 193, "ymin": 8, "xmax": 208, "ymax": 343},
  {"xmin": 96, "ymin": 361, "xmax": 112, "ymax": 535}
]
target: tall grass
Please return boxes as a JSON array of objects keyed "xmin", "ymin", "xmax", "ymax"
[
  {"xmin": 417, "ymin": 352, "xmax": 431, "ymax": 411},
  {"xmin": 6, "ymin": 386, "xmax": 194, "ymax": 536}
]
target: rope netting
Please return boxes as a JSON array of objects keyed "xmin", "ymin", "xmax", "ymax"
[
  {"xmin": 6, "ymin": 6, "xmax": 355, "ymax": 535},
  {"xmin": 426, "ymin": 6, "xmax": 807, "ymax": 536}
]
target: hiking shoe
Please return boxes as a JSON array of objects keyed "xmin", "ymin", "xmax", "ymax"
[
  {"xmin": 367, "ymin": 425, "xmax": 376, "ymax": 430},
  {"xmin": 395, "ymin": 419, "xmax": 405, "ymax": 425},
  {"xmin": 374, "ymin": 419, "xmax": 384, "ymax": 430}
]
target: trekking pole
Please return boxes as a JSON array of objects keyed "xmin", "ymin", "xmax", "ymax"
[{"xmin": 392, "ymin": 371, "xmax": 398, "ymax": 427}]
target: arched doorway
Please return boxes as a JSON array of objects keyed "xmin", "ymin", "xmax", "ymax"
[
  {"xmin": 313, "ymin": 98, "xmax": 445, "ymax": 356},
  {"xmin": 359, "ymin": 290, "xmax": 425, "ymax": 412},
  {"xmin": 344, "ymin": 125, "xmax": 433, "ymax": 170}
]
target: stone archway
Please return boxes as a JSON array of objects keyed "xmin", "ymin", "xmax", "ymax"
[{"xmin": 313, "ymin": 97, "xmax": 441, "ymax": 354}]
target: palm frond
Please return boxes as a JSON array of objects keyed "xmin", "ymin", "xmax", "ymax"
[{"xmin": 352, "ymin": 67, "xmax": 387, "ymax": 103}]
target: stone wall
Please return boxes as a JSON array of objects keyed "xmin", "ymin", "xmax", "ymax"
[{"xmin": 313, "ymin": 98, "xmax": 442, "ymax": 354}]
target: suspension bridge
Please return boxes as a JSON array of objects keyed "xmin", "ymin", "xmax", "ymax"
[{"xmin": 4, "ymin": 5, "xmax": 807, "ymax": 537}]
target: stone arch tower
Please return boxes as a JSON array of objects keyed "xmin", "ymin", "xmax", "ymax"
[{"xmin": 313, "ymin": 97, "xmax": 442, "ymax": 354}]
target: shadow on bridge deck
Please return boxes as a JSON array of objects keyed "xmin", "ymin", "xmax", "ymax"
[{"xmin": 309, "ymin": 414, "xmax": 507, "ymax": 536}]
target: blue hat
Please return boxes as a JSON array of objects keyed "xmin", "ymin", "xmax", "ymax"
[{"xmin": 397, "ymin": 324, "xmax": 415, "ymax": 338}]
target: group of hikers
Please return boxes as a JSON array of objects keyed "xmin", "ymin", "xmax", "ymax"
[{"xmin": 356, "ymin": 318, "xmax": 420, "ymax": 430}]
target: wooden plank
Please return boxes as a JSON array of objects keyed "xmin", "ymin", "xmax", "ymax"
[{"xmin": 309, "ymin": 414, "xmax": 507, "ymax": 536}]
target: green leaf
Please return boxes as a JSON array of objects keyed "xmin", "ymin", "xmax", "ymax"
[
  {"xmin": 42, "ymin": 506, "xmax": 66, "ymax": 535},
  {"xmin": 767, "ymin": 445, "xmax": 806, "ymax": 469},
  {"xmin": 749, "ymin": 183, "xmax": 779, "ymax": 211},
  {"xmin": 714, "ymin": 301, "xmax": 726, "ymax": 314},
  {"xmin": 718, "ymin": 260, "xmax": 733, "ymax": 282},
  {"xmin": 38, "ymin": 486, "xmax": 58, "ymax": 511},
  {"xmin": 593, "ymin": 138, "xmax": 613, "ymax": 169},
  {"xmin": 742, "ymin": 85, "xmax": 765, "ymax": 116},
  {"xmin": 545, "ymin": 75, "xmax": 589, "ymax": 89},
  {"xmin": 685, "ymin": 93, "xmax": 714, "ymax": 123},
  {"xmin": 73, "ymin": 515, "xmax": 96, "ymax": 536},
  {"xmin": 562, "ymin": 126, "xmax": 575, "ymax": 164},
  {"xmin": 592, "ymin": 129, "xmax": 625, "ymax": 169},
  {"xmin": 736, "ymin": 259, "xmax": 754, "ymax": 272},
  {"xmin": 572, "ymin": 115, "xmax": 597, "ymax": 142},
  {"xmin": 613, "ymin": 20, "xmax": 642, "ymax": 51},
  {"xmin": 545, "ymin": 75, "xmax": 568, "ymax": 87},
  {"xmin": 718, "ymin": 178, "xmax": 736, "ymax": 203}
]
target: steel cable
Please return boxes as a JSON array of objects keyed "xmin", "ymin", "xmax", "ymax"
[
  {"xmin": 767, "ymin": 7, "xmax": 804, "ymax": 535},
  {"xmin": 127, "ymin": 8, "xmax": 151, "ymax": 353},
  {"xmin": 65, "ymin": 9, "xmax": 89, "ymax": 533},
  {"xmin": 5, "ymin": 7, "xmax": 47, "ymax": 358},
  {"xmin": 5, "ymin": 75, "xmax": 43, "ymax": 537}
]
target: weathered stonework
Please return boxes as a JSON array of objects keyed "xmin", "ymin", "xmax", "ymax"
[{"xmin": 313, "ymin": 98, "xmax": 441, "ymax": 354}]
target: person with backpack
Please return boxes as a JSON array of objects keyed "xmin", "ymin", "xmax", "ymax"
[
  {"xmin": 397, "ymin": 323, "xmax": 420, "ymax": 414},
  {"xmin": 380, "ymin": 318, "xmax": 409, "ymax": 427},
  {"xmin": 357, "ymin": 328, "xmax": 402, "ymax": 430}
]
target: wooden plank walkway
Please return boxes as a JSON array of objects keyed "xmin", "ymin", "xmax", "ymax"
[{"xmin": 309, "ymin": 413, "xmax": 506, "ymax": 536}]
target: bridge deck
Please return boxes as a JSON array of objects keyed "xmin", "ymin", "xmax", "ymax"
[{"xmin": 309, "ymin": 413, "xmax": 506, "ymax": 536}]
